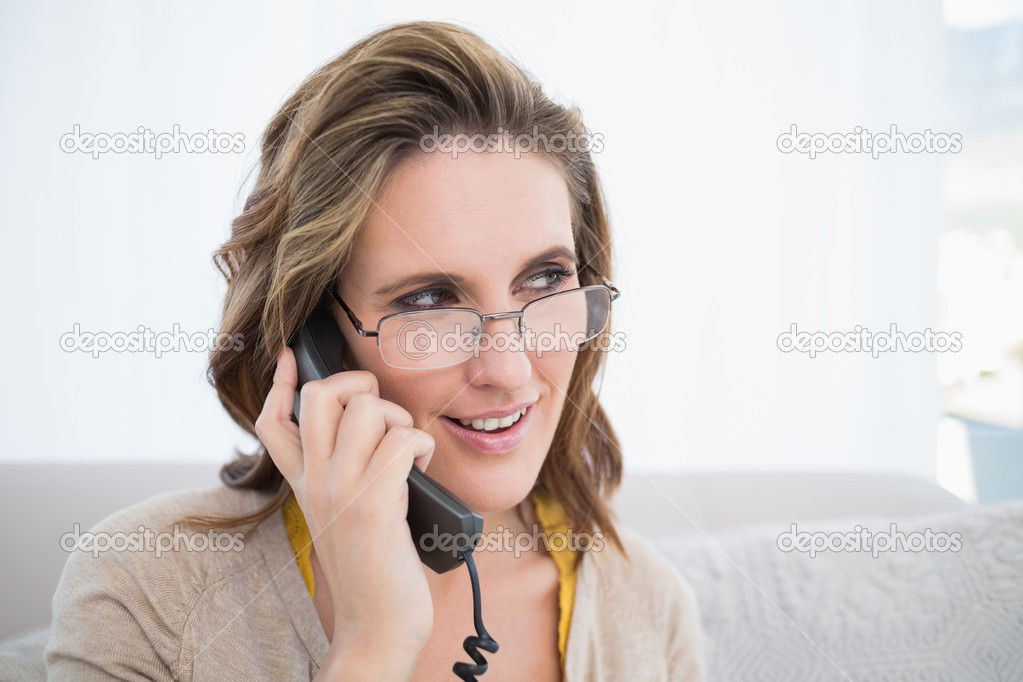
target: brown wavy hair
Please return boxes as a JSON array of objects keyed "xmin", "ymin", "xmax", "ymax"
[{"xmin": 189, "ymin": 20, "xmax": 624, "ymax": 559}]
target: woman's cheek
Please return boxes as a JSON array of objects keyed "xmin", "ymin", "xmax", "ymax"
[
  {"xmin": 535, "ymin": 347, "xmax": 578, "ymax": 393},
  {"xmin": 375, "ymin": 371, "xmax": 452, "ymax": 423}
]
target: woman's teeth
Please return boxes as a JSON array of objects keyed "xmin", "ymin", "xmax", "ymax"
[{"xmin": 457, "ymin": 407, "xmax": 527, "ymax": 432}]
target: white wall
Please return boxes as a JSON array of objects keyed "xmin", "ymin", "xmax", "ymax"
[{"xmin": 0, "ymin": 1, "xmax": 952, "ymax": 479}]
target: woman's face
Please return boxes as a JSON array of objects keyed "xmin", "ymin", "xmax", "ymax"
[{"xmin": 334, "ymin": 149, "xmax": 580, "ymax": 514}]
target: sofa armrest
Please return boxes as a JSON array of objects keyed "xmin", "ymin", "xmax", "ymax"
[
  {"xmin": 642, "ymin": 500, "xmax": 1023, "ymax": 680},
  {"xmin": 0, "ymin": 626, "xmax": 49, "ymax": 681}
]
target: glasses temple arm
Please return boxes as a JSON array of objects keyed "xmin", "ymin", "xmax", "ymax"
[
  {"xmin": 325, "ymin": 287, "xmax": 379, "ymax": 338},
  {"xmin": 581, "ymin": 263, "xmax": 621, "ymax": 301}
]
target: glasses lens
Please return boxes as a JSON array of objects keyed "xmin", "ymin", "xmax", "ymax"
[
  {"xmin": 376, "ymin": 287, "xmax": 614, "ymax": 368},
  {"xmin": 522, "ymin": 286, "xmax": 611, "ymax": 352},
  {"xmin": 378, "ymin": 309, "xmax": 482, "ymax": 369}
]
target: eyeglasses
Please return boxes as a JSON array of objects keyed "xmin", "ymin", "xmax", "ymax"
[{"xmin": 329, "ymin": 264, "xmax": 620, "ymax": 370}]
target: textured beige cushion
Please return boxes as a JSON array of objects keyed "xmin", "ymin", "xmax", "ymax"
[
  {"xmin": 646, "ymin": 500, "xmax": 1023, "ymax": 679},
  {"xmin": 0, "ymin": 626, "xmax": 49, "ymax": 681}
]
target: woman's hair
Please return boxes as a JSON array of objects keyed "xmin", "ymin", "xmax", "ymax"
[{"xmin": 190, "ymin": 20, "xmax": 624, "ymax": 557}]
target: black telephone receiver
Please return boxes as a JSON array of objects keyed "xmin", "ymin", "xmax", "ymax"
[{"xmin": 289, "ymin": 305, "xmax": 484, "ymax": 574}]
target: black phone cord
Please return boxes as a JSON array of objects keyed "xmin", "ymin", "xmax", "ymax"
[{"xmin": 452, "ymin": 550, "xmax": 499, "ymax": 680}]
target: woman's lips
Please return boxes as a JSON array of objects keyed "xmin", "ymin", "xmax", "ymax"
[{"xmin": 441, "ymin": 406, "xmax": 532, "ymax": 454}]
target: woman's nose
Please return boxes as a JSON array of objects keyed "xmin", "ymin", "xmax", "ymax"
[{"xmin": 462, "ymin": 315, "xmax": 532, "ymax": 390}]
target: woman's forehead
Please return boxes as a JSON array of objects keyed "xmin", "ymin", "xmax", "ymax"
[{"xmin": 346, "ymin": 151, "xmax": 574, "ymax": 277}]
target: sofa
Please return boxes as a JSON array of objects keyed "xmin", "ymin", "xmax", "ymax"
[{"xmin": 1, "ymin": 463, "xmax": 1021, "ymax": 680}]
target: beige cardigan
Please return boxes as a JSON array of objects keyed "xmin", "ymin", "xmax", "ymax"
[{"xmin": 45, "ymin": 485, "xmax": 705, "ymax": 680}]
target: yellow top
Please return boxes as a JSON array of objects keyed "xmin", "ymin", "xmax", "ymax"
[
  {"xmin": 529, "ymin": 489, "xmax": 578, "ymax": 669},
  {"xmin": 282, "ymin": 489, "xmax": 577, "ymax": 671},
  {"xmin": 281, "ymin": 493, "xmax": 316, "ymax": 598}
]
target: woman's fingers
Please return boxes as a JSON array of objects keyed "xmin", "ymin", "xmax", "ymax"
[
  {"xmin": 330, "ymin": 392, "xmax": 414, "ymax": 480},
  {"xmin": 255, "ymin": 348, "xmax": 303, "ymax": 483},
  {"xmin": 256, "ymin": 347, "xmax": 433, "ymax": 539},
  {"xmin": 363, "ymin": 425, "xmax": 436, "ymax": 489},
  {"xmin": 296, "ymin": 370, "xmax": 378, "ymax": 457}
]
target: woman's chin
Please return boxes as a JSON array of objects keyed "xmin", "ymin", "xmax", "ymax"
[{"xmin": 427, "ymin": 467, "xmax": 537, "ymax": 517}]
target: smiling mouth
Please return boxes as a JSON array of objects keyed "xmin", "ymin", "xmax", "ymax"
[{"xmin": 443, "ymin": 407, "xmax": 528, "ymax": 434}]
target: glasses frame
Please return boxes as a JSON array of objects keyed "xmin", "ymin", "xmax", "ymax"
[{"xmin": 327, "ymin": 263, "xmax": 620, "ymax": 365}]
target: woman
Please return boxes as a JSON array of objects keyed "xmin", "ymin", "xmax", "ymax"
[{"xmin": 46, "ymin": 21, "xmax": 704, "ymax": 681}]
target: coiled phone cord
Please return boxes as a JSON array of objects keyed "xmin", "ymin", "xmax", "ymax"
[{"xmin": 452, "ymin": 549, "xmax": 499, "ymax": 680}]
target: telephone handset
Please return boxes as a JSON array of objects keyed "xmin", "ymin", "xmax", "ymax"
[{"xmin": 289, "ymin": 305, "xmax": 484, "ymax": 574}]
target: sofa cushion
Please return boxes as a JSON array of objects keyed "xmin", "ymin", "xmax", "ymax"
[
  {"xmin": 0, "ymin": 626, "xmax": 49, "ymax": 681},
  {"xmin": 646, "ymin": 500, "xmax": 1023, "ymax": 680}
]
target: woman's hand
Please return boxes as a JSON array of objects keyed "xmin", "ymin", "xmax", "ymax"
[{"xmin": 256, "ymin": 347, "xmax": 435, "ymax": 673}]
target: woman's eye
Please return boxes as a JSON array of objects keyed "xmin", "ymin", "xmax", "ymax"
[
  {"xmin": 396, "ymin": 288, "xmax": 452, "ymax": 308},
  {"xmin": 395, "ymin": 266, "xmax": 575, "ymax": 308},
  {"xmin": 523, "ymin": 266, "xmax": 575, "ymax": 291}
]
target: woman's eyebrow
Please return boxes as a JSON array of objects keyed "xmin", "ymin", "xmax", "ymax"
[
  {"xmin": 372, "ymin": 245, "xmax": 579, "ymax": 298},
  {"xmin": 372, "ymin": 272, "xmax": 464, "ymax": 298},
  {"xmin": 512, "ymin": 246, "xmax": 579, "ymax": 282}
]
